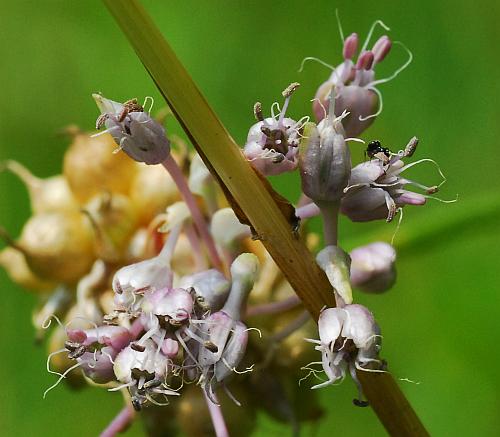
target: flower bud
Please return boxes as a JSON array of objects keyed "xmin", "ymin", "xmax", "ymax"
[
  {"xmin": 2, "ymin": 160, "xmax": 78, "ymax": 213},
  {"xmin": 298, "ymin": 114, "xmax": 351, "ymax": 204},
  {"xmin": 223, "ymin": 253, "xmax": 259, "ymax": 320},
  {"xmin": 350, "ymin": 242, "xmax": 396, "ymax": 293},
  {"xmin": 63, "ymin": 130, "xmax": 137, "ymax": 203},
  {"xmin": 0, "ymin": 246, "xmax": 55, "ymax": 291},
  {"xmin": 112, "ymin": 254, "xmax": 173, "ymax": 297},
  {"xmin": 93, "ymin": 95, "xmax": 170, "ymax": 165},
  {"xmin": 210, "ymin": 208, "xmax": 251, "ymax": 250},
  {"xmin": 316, "ymin": 245, "xmax": 352, "ymax": 305},
  {"xmin": 179, "ymin": 269, "xmax": 230, "ymax": 312},
  {"xmin": 311, "ymin": 20, "xmax": 411, "ymax": 137}
]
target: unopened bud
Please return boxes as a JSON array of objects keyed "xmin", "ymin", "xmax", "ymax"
[
  {"xmin": 179, "ymin": 269, "xmax": 230, "ymax": 312},
  {"xmin": 350, "ymin": 242, "xmax": 396, "ymax": 293},
  {"xmin": 316, "ymin": 245, "xmax": 352, "ymax": 305},
  {"xmin": 211, "ymin": 208, "xmax": 251, "ymax": 250},
  {"xmin": 223, "ymin": 253, "xmax": 259, "ymax": 320},
  {"xmin": 299, "ymin": 117, "xmax": 351, "ymax": 204}
]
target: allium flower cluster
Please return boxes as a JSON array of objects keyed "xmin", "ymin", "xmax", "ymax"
[{"xmin": 0, "ymin": 11, "xmax": 455, "ymax": 437}]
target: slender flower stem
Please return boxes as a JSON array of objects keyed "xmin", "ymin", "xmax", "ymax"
[
  {"xmin": 162, "ymin": 154, "xmax": 222, "ymax": 270},
  {"xmin": 100, "ymin": 406, "xmax": 134, "ymax": 437},
  {"xmin": 184, "ymin": 223, "xmax": 208, "ymax": 271},
  {"xmin": 295, "ymin": 202, "xmax": 321, "ymax": 220},
  {"xmin": 318, "ymin": 201, "xmax": 340, "ymax": 246},
  {"xmin": 246, "ymin": 295, "xmax": 301, "ymax": 318},
  {"xmin": 203, "ymin": 389, "xmax": 229, "ymax": 437},
  {"xmin": 270, "ymin": 310, "xmax": 310, "ymax": 342}
]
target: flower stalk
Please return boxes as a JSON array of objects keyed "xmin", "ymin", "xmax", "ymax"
[{"xmin": 102, "ymin": 1, "xmax": 429, "ymax": 435}]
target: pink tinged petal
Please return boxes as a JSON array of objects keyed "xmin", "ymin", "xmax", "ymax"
[
  {"xmin": 161, "ymin": 338, "xmax": 179, "ymax": 358},
  {"xmin": 126, "ymin": 113, "xmax": 171, "ymax": 165},
  {"xmin": 147, "ymin": 288, "xmax": 194, "ymax": 321},
  {"xmin": 198, "ymin": 312, "xmax": 234, "ymax": 366},
  {"xmin": 341, "ymin": 186, "xmax": 388, "ymax": 222},
  {"xmin": 79, "ymin": 346, "xmax": 117, "ymax": 384},
  {"xmin": 179, "ymin": 269, "xmax": 230, "ymax": 312},
  {"xmin": 318, "ymin": 308, "xmax": 345, "ymax": 345},
  {"xmin": 349, "ymin": 161, "xmax": 385, "ymax": 185},
  {"xmin": 396, "ymin": 191, "xmax": 426, "ymax": 206},
  {"xmin": 342, "ymin": 304, "xmax": 377, "ymax": 350},
  {"xmin": 372, "ymin": 36, "xmax": 392, "ymax": 63},
  {"xmin": 67, "ymin": 329, "xmax": 87, "ymax": 344},
  {"xmin": 333, "ymin": 86, "xmax": 379, "ymax": 137},
  {"xmin": 343, "ymin": 33, "xmax": 359, "ymax": 60},
  {"xmin": 214, "ymin": 321, "xmax": 249, "ymax": 382}
]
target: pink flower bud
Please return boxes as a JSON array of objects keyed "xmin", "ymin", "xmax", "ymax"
[{"xmin": 350, "ymin": 242, "xmax": 396, "ymax": 293}]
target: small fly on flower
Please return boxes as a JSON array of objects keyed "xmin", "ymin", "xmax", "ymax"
[{"xmin": 365, "ymin": 140, "xmax": 392, "ymax": 164}]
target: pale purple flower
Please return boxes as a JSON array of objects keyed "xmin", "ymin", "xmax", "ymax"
[
  {"xmin": 304, "ymin": 304, "xmax": 382, "ymax": 405},
  {"xmin": 113, "ymin": 339, "xmax": 180, "ymax": 410},
  {"xmin": 93, "ymin": 94, "xmax": 170, "ymax": 165},
  {"xmin": 244, "ymin": 83, "xmax": 308, "ymax": 176},
  {"xmin": 305, "ymin": 20, "xmax": 412, "ymax": 137},
  {"xmin": 341, "ymin": 141, "xmax": 447, "ymax": 222}
]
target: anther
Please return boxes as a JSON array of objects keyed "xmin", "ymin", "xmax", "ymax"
[
  {"xmin": 130, "ymin": 343, "xmax": 146, "ymax": 352},
  {"xmin": 282, "ymin": 82, "xmax": 300, "ymax": 98},
  {"xmin": 253, "ymin": 102, "xmax": 264, "ymax": 121}
]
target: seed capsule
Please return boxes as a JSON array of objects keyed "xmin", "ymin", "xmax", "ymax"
[
  {"xmin": 63, "ymin": 131, "xmax": 137, "ymax": 203},
  {"xmin": 83, "ymin": 193, "xmax": 138, "ymax": 263},
  {"xmin": 130, "ymin": 162, "xmax": 180, "ymax": 226},
  {"xmin": 2, "ymin": 160, "xmax": 78, "ymax": 213},
  {"xmin": 16, "ymin": 211, "xmax": 96, "ymax": 283},
  {"xmin": 0, "ymin": 247, "xmax": 54, "ymax": 291}
]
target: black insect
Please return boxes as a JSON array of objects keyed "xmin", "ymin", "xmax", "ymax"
[{"xmin": 366, "ymin": 140, "xmax": 391, "ymax": 162}]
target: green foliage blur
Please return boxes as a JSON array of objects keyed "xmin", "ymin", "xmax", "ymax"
[{"xmin": 0, "ymin": 1, "xmax": 499, "ymax": 435}]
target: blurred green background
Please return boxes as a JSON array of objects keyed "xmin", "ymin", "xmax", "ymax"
[{"xmin": 0, "ymin": 0, "xmax": 499, "ymax": 435}]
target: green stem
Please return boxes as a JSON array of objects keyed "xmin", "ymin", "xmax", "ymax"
[{"xmin": 318, "ymin": 201, "xmax": 340, "ymax": 246}]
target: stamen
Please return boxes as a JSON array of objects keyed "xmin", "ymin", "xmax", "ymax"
[
  {"xmin": 391, "ymin": 207, "xmax": 404, "ymax": 245},
  {"xmin": 360, "ymin": 20, "xmax": 391, "ymax": 54},
  {"xmin": 46, "ymin": 348, "xmax": 68, "ymax": 377},
  {"xmin": 142, "ymin": 96, "xmax": 154, "ymax": 113},
  {"xmin": 335, "ymin": 9, "xmax": 345, "ymax": 43},
  {"xmin": 369, "ymin": 41, "xmax": 413, "ymax": 87},
  {"xmin": 43, "ymin": 362, "xmax": 82, "ymax": 398}
]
